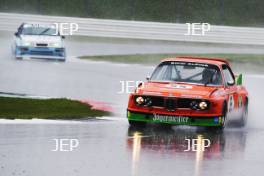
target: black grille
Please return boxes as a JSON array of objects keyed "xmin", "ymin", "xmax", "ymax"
[
  {"xmin": 36, "ymin": 43, "xmax": 48, "ymax": 47},
  {"xmin": 150, "ymin": 96, "xmax": 164, "ymax": 107},
  {"xmin": 165, "ymin": 98, "xmax": 176, "ymax": 111},
  {"xmin": 134, "ymin": 95, "xmax": 209, "ymax": 110},
  {"xmin": 178, "ymin": 98, "xmax": 194, "ymax": 108}
]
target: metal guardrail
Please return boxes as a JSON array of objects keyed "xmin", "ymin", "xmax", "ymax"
[{"xmin": 0, "ymin": 12, "xmax": 263, "ymax": 45}]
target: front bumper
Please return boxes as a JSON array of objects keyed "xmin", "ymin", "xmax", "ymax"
[
  {"xmin": 15, "ymin": 46, "xmax": 66, "ymax": 60},
  {"xmin": 127, "ymin": 110, "xmax": 224, "ymax": 126}
]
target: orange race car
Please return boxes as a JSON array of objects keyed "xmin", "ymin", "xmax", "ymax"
[{"xmin": 127, "ymin": 57, "xmax": 248, "ymax": 129}]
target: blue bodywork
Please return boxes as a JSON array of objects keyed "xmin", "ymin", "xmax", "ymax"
[
  {"xmin": 15, "ymin": 46, "xmax": 66, "ymax": 60},
  {"xmin": 13, "ymin": 23, "xmax": 66, "ymax": 61}
]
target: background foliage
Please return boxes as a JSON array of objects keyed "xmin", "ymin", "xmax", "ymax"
[{"xmin": 0, "ymin": 0, "xmax": 263, "ymax": 26}]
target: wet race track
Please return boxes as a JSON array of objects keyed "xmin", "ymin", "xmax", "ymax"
[{"xmin": 0, "ymin": 31, "xmax": 264, "ymax": 176}]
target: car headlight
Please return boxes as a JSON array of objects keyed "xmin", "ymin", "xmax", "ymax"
[
  {"xmin": 190, "ymin": 101, "xmax": 199, "ymax": 110},
  {"xmin": 190, "ymin": 100, "xmax": 209, "ymax": 110},
  {"xmin": 21, "ymin": 41, "xmax": 34, "ymax": 47},
  {"xmin": 145, "ymin": 97, "xmax": 152, "ymax": 106},
  {"xmin": 136, "ymin": 96, "xmax": 145, "ymax": 105},
  {"xmin": 49, "ymin": 43, "xmax": 61, "ymax": 47},
  {"xmin": 199, "ymin": 101, "xmax": 208, "ymax": 110}
]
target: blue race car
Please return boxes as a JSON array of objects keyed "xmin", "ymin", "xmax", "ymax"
[{"xmin": 12, "ymin": 23, "xmax": 66, "ymax": 61}]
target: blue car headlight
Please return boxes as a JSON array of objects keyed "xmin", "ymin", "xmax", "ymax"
[
  {"xmin": 21, "ymin": 41, "xmax": 34, "ymax": 47},
  {"xmin": 49, "ymin": 43, "xmax": 61, "ymax": 47}
]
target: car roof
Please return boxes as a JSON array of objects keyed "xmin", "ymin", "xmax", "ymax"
[{"xmin": 161, "ymin": 56, "xmax": 230, "ymax": 66}]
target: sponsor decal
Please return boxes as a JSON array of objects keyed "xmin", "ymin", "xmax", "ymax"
[
  {"xmin": 166, "ymin": 84, "xmax": 193, "ymax": 89},
  {"xmin": 181, "ymin": 95, "xmax": 203, "ymax": 99},
  {"xmin": 214, "ymin": 116, "xmax": 224, "ymax": 124},
  {"xmin": 214, "ymin": 117, "xmax": 219, "ymax": 124},
  {"xmin": 218, "ymin": 117, "xmax": 222, "ymax": 124},
  {"xmin": 153, "ymin": 114, "xmax": 189, "ymax": 123},
  {"xmin": 127, "ymin": 111, "xmax": 131, "ymax": 118},
  {"xmin": 24, "ymin": 23, "xmax": 56, "ymax": 28},
  {"xmin": 170, "ymin": 62, "xmax": 209, "ymax": 67},
  {"xmin": 142, "ymin": 91, "xmax": 162, "ymax": 95}
]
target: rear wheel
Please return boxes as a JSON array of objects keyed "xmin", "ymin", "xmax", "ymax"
[
  {"xmin": 128, "ymin": 120, "xmax": 146, "ymax": 128},
  {"xmin": 237, "ymin": 99, "xmax": 248, "ymax": 127}
]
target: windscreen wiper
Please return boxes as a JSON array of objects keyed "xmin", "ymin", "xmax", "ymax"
[{"xmin": 39, "ymin": 28, "xmax": 51, "ymax": 35}]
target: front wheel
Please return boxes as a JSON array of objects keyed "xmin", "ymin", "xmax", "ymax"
[
  {"xmin": 15, "ymin": 56, "xmax": 23, "ymax": 60},
  {"xmin": 14, "ymin": 54, "xmax": 23, "ymax": 60},
  {"xmin": 208, "ymin": 102, "xmax": 227, "ymax": 131},
  {"xmin": 58, "ymin": 59, "xmax": 66, "ymax": 62}
]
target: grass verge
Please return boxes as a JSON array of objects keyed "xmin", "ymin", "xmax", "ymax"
[
  {"xmin": 0, "ymin": 96, "xmax": 111, "ymax": 119},
  {"xmin": 79, "ymin": 53, "xmax": 264, "ymax": 65}
]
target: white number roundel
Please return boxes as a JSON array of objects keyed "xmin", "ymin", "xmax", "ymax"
[{"xmin": 228, "ymin": 95, "xmax": 235, "ymax": 112}]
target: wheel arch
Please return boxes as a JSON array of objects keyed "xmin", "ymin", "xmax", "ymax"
[{"xmin": 222, "ymin": 100, "xmax": 227, "ymax": 116}]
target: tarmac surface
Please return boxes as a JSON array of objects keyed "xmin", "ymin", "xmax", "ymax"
[{"xmin": 0, "ymin": 31, "xmax": 264, "ymax": 176}]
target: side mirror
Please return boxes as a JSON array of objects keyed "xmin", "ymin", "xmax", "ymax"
[
  {"xmin": 146, "ymin": 76, "xmax": 150, "ymax": 81},
  {"xmin": 227, "ymin": 80, "xmax": 235, "ymax": 86},
  {"xmin": 61, "ymin": 36, "xmax": 65, "ymax": 39},
  {"xmin": 14, "ymin": 32, "xmax": 19, "ymax": 36}
]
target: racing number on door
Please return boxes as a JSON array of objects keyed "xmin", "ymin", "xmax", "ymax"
[
  {"xmin": 228, "ymin": 94, "xmax": 235, "ymax": 112},
  {"xmin": 238, "ymin": 96, "xmax": 243, "ymax": 108}
]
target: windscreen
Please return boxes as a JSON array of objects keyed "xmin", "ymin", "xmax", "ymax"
[
  {"xmin": 21, "ymin": 24, "xmax": 57, "ymax": 36},
  {"xmin": 150, "ymin": 61, "xmax": 222, "ymax": 86}
]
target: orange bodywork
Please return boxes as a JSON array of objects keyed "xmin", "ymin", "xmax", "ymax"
[{"xmin": 127, "ymin": 57, "xmax": 248, "ymax": 127}]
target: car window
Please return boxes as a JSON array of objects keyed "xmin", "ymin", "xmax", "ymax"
[
  {"xmin": 222, "ymin": 65, "xmax": 235, "ymax": 86},
  {"xmin": 150, "ymin": 61, "xmax": 222, "ymax": 86},
  {"xmin": 153, "ymin": 64, "xmax": 169, "ymax": 80},
  {"xmin": 21, "ymin": 24, "xmax": 57, "ymax": 36}
]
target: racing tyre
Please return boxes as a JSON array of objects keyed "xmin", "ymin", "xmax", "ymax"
[
  {"xmin": 128, "ymin": 120, "xmax": 146, "ymax": 128},
  {"xmin": 237, "ymin": 100, "xmax": 248, "ymax": 127},
  {"xmin": 15, "ymin": 56, "xmax": 23, "ymax": 60},
  {"xmin": 58, "ymin": 58, "xmax": 66, "ymax": 62}
]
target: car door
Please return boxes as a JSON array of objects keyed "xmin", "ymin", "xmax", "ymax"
[{"xmin": 222, "ymin": 64, "xmax": 238, "ymax": 113}]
